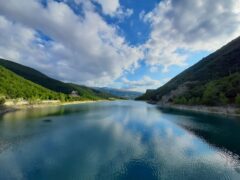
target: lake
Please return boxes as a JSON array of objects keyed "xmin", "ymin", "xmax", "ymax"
[{"xmin": 0, "ymin": 100, "xmax": 240, "ymax": 180}]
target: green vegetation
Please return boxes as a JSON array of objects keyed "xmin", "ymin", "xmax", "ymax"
[
  {"xmin": 0, "ymin": 96, "xmax": 5, "ymax": 105},
  {"xmin": 0, "ymin": 59, "xmax": 73, "ymax": 94},
  {"xmin": 173, "ymin": 96, "xmax": 188, "ymax": 105},
  {"xmin": 236, "ymin": 94, "xmax": 240, "ymax": 106},
  {"xmin": 172, "ymin": 73, "xmax": 240, "ymax": 106},
  {"xmin": 67, "ymin": 83, "xmax": 116, "ymax": 100},
  {"xmin": 0, "ymin": 59, "xmax": 115, "ymax": 101},
  {"xmin": 0, "ymin": 65, "xmax": 112, "ymax": 103},
  {"xmin": 0, "ymin": 65, "xmax": 68, "ymax": 102},
  {"xmin": 138, "ymin": 36, "xmax": 240, "ymax": 107}
]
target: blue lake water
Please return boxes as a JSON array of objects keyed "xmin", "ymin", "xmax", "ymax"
[{"xmin": 0, "ymin": 100, "xmax": 240, "ymax": 179}]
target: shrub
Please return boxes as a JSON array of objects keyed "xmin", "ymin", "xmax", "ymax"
[
  {"xmin": 59, "ymin": 93, "xmax": 66, "ymax": 102},
  {"xmin": 173, "ymin": 96, "xmax": 187, "ymax": 104},
  {"xmin": 0, "ymin": 97, "xmax": 5, "ymax": 105},
  {"xmin": 219, "ymin": 93, "xmax": 228, "ymax": 105},
  {"xmin": 187, "ymin": 97, "xmax": 201, "ymax": 105},
  {"xmin": 202, "ymin": 83, "xmax": 218, "ymax": 105},
  {"xmin": 235, "ymin": 94, "xmax": 240, "ymax": 106}
]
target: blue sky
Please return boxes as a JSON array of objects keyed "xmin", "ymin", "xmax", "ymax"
[{"xmin": 0, "ymin": 0, "xmax": 239, "ymax": 92}]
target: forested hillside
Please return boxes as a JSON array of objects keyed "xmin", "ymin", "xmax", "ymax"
[
  {"xmin": 0, "ymin": 65, "xmax": 66, "ymax": 102},
  {"xmin": 0, "ymin": 59, "xmax": 114, "ymax": 101},
  {"xmin": 67, "ymin": 83, "xmax": 117, "ymax": 100},
  {"xmin": 137, "ymin": 36, "xmax": 240, "ymax": 106},
  {"xmin": 0, "ymin": 59, "xmax": 73, "ymax": 94}
]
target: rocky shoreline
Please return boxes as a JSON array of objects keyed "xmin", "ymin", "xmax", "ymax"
[
  {"xmin": 0, "ymin": 106, "xmax": 17, "ymax": 115},
  {"xmin": 155, "ymin": 102, "xmax": 240, "ymax": 117},
  {"xmin": 0, "ymin": 100, "xmax": 104, "ymax": 116}
]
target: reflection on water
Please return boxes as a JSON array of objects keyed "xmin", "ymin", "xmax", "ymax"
[
  {"xmin": 158, "ymin": 108, "xmax": 240, "ymax": 157},
  {"xmin": 0, "ymin": 101, "xmax": 239, "ymax": 179}
]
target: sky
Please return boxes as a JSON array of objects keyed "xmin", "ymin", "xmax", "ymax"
[{"xmin": 0, "ymin": 0, "xmax": 239, "ymax": 92}]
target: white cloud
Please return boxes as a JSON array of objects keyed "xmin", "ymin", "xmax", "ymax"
[
  {"xmin": 93, "ymin": 0, "xmax": 133, "ymax": 20},
  {"xmin": 94, "ymin": 0, "xmax": 119, "ymax": 16},
  {"xmin": 143, "ymin": 0, "xmax": 240, "ymax": 72},
  {"xmin": 122, "ymin": 76, "xmax": 170, "ymax": 92},
  {"xmin": 0, "ymin": 0, "xmax": 143, "ymax": 86},
  {"xmin": 115, "ymin": 7, "xmax": 133, "ymax": 20},
  {"xmin": 0, "ymin": 0, "xmax": 240, "ymax": 91},
  {"xmin": 0, "ymin": 16, "xmax": 34, "ymax": 61}
]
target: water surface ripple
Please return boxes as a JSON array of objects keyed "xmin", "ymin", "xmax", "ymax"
[{"xmin": 0, "ymin": 101, "xmax": 240, "ymax": 179}]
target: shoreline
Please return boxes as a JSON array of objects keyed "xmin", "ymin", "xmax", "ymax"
[
  {"xmin": 0, "ymin": 100, "xmax": 106, "ymax": 116},
  {"xmin": 156, "ymin": 102, "xmax": 240, "ymax": 117}
]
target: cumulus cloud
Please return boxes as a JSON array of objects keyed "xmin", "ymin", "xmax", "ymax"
[
  {"xmin": 0, "ymin": 0, "xmax": 142, "ymax": 86},
  {"xmin": 94, "ymin": 0, "xmax": 120, "ymax": 15},
  {"xmin": 0, "ymin": 0, "xmax": 240, "ymax": 91},
  {"xmin": 122, "ymin": 76, "xmax": 170, "ymax": 92},
  {"xmin": 93, "ymin": 0, "xmax": 133, "ymax": 20},
  {"xmin": 143, "ymin": 0, "xmax": 240, "ymax": 72}
]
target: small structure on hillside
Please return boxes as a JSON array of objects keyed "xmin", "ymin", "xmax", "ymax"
[{"xmin": 70, "ymin": 90, "xmax": 80, "ymax": 97}]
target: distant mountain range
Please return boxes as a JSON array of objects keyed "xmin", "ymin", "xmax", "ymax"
[
  {"xmin": 137, "ymin": 36, "xmax": 240, "ymax": 106},
  {"xmin": 0, "ymin": 59, "xmax": 115, "ymax": 102},
  {"xmin": 94, "ymin": 87, "xmax": 143, "ymax": 99}
]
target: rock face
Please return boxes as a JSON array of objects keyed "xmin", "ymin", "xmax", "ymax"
[
  {"xmin": 160, "ymin": 81, "xmax": 197, "ymax": 104},
  {"xmin": 161, "ymin": 84, "xmax": 187, "ymax": 103}
]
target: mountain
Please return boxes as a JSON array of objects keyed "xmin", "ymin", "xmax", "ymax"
[
  {"xmin": 137, "ymin": 36, "xmax": 240, "ymax": 106},
  {"xmin": 94, "ymin": 87, "xmax": 143, "ymax": 99},
  {"xmin": 0, "ymin": 65, "xmax": 66, "ymax": 102},
  {"xmin": 0, "ymin": 59, "xmax": 73, "ymax": 94},
  {"xmin": 0, "ymin": 59, "xmax": 114, "ymax": 101},
  {"xmin": 67, "ymin": 84, "xmax": 118, "ymax": 100}
]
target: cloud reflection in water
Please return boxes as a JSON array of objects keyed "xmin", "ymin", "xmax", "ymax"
[{"xmin": 0, "ymin": 101, "xmax": 239, "ymax": 179}]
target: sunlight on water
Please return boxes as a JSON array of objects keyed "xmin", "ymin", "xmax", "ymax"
[{"xmin": 0, "ymin": 101, "xmax": 240, "ymax": 179}]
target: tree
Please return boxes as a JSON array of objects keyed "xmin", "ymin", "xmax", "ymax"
[
  {"xmin": 219, "ymin": 93, "xmax": 228, "ymax": 105},
  {"xmin": 173, "ymin": 96, "xmax": 187, "ymax": 104},
  {"xmin": 236, "ymin": 94, "xmax": 240, "ymax": 106},
  {"xmin": 59, "ymin": 93, "xmax": 66, "ymax": 102},
  {"xmin": 202, "ymin": 83, "xmax": 218, "ymax": 105},
  {"xmin": 0, "ymin": 96, "xmax": 5, "ymax": 105}
]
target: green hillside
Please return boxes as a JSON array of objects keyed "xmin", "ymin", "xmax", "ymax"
[
  {"xmin": 67, "ymin": 83, "xmax": 118, "ymax": 100},
  {"xmin": 0, "ymin": 59, "xmax": 114, "ymax": 100},
  {"xmin": 137, "ymin": 36, "xmax": 240, "ymax": 106},
  {"xmin": 172, "ymin": 73, "xmax": 240, "ymax": 106},
  {"xmin": 0, "ymin": 65, "xmax": 66, "ymax": 102},
  {"xmin": 0, "ymin": 59, "xmax": 72, "ymax": 94}
]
